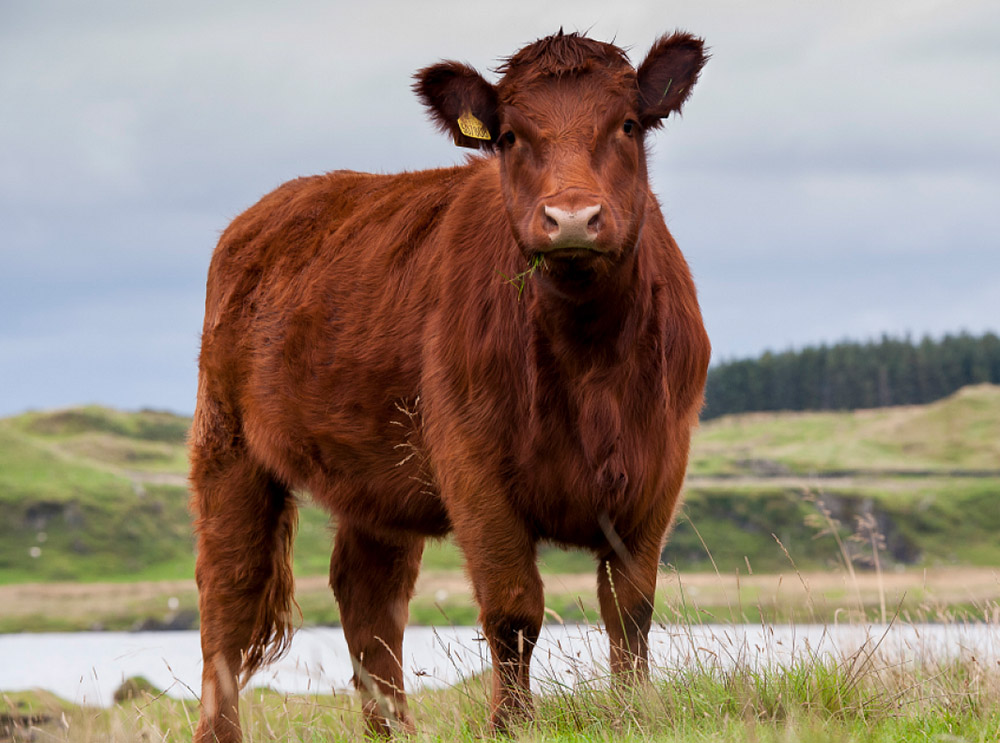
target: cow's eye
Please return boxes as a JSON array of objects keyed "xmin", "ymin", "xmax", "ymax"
[
  {"xmin": 622, "ymin": 119, "xmax": 638, "ymax": 137},
  {"xmin": 502, "ymin": 131, "xmax": 516, "ymax": 147}
]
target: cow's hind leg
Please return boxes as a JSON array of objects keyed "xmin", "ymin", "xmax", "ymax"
[
  {"xmin": 330, "ymin": 521, "xmax": 422, "ymax": 736},
  {"xmin": 190, "ymin": 432, "xmax": 297, "ymax": 743}
]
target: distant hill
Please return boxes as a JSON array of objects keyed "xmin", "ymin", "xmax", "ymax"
[
  {"xmin": 0, "ymin": 407, "xmax": 194, "ymax": 582},
  {"xmin": 671, "ymin": 384, "xmax": 1000, "ymax": 571},
  {"xmin": 2, "ymin": 386, "xmax": 999, "ymax": 582},
  {"xmin": 691, "ymin": 383, "xmax": 1000, "ymax": 476},
  {"xmin": 704, "ymin": 332, "xmax": 1000, "ymax": 419},
  {"xmin": 0, "ymin": 406, "xmax": 344, "ymax": 583}
]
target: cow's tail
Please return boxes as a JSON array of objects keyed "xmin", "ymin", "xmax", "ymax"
[
  {"xmin": 239, "ymin": 487, "xmax": 299, "ymax": 683},
  {"xmin": 190, "ymin": 392, "xmax": 300, "ymax": 686}
]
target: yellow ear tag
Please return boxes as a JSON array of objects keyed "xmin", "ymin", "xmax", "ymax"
[{"xmin": 457, "ymin": 110, "xmax": 491, "ymax": 141}]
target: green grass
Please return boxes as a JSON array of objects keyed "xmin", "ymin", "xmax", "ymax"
[{"xmin": 5, "ymin": 647, "xmax": 999, "ymax": 741}]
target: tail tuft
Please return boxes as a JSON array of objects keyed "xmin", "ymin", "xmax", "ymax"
[{"xmin": 240, "ymin": 492, "xmax": 299, "ymax": 683}]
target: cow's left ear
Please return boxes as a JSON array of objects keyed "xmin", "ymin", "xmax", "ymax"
[
  {"xmin": 414, "ymin": 62, "xmax": 499, "ymax": 150},
  {"xmin": 636, "ymin": 33, "xmax": 708, "ymax": 130}
]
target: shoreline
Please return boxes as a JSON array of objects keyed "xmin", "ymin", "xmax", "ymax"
[{"xmin": 2, "ymin": 566, "xmax": 997, "ymax": 634}]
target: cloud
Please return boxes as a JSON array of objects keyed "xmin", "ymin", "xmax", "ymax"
[{"xmin": 1, "ymin": 0, "xmax": 998, "ymax": 414}]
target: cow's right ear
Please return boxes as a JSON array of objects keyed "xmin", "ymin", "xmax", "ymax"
[{"xmin": 414, "ymin": 62, "xmax": 499, "ymax": 150}]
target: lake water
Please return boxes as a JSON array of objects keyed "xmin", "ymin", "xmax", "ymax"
[{"xmin": 1, "ymin": 622, "xmax": 997, "ymax": 707}]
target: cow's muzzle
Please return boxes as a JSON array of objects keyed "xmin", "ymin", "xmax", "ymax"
[{"xmin": 540, "ymin": 203, "xmax": 605, "ymax": 255}]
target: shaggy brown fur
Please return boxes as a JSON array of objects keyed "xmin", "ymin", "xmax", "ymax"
[{"xmin": 191, "ymin": 30, "xmax": 710, "ymax": 741}]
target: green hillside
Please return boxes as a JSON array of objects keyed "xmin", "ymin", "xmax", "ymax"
[
  {"xmin": 670, "ymin": 384, "xmax": 1000, "ymax": 572},
  {"xmin": 691, "ymin": 383, "xmax": 1000, "ymax": 475},
  {"xmin": 1, "ymin": 386, "xmax": 998, "ymax": 584},
  {"xmin": 0, "ymin": 406, "xmax": 349, "ymax": 583},
  {"xmin": 0, "ymin": 407, "xmax": 193, "ymax": 582}
]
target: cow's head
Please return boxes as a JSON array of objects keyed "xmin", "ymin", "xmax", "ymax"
[{"xmin": 415, "ymin": 31, "xmax": 706, "ymax": 274}]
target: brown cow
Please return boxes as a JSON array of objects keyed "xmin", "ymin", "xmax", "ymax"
[{"xmin": 191, "ymin": 30, "xmax": 710, "ymax": 741}]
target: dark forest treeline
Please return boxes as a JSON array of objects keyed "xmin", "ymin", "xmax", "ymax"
[{"xmin": 703, "ymin": 332, "xmax": 1000, "ymax": 419}]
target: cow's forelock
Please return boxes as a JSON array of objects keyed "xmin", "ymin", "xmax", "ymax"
[{"xmin": 495, "ymin": 32, "xmax": 636, "ymax": 108}]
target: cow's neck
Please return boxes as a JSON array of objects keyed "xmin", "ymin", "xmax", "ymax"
[
  {"xmin": 530, "ymin": 249, "xmax": 649, "ymax": 368},
  {"xmin": 524, "ymin": 249, "xmax": 659, "ymax": 508}
]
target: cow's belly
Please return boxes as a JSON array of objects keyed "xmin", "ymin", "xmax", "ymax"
[
  {"xmin": 239, "ymin": 372, "xmax": 451, "ymax": 537},
  {"xmin": 308, "ymin": 454, "xmax": 451, "ymax": 538}
]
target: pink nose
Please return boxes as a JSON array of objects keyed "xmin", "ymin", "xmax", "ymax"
[{"xmin": 542, "ymin": 204, "xmax": 602, "ymax": 247}]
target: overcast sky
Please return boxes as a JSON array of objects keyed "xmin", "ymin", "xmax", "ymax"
[{"xmin": 2, "ymin": 0, "xmax": 998, "ymax": 417}]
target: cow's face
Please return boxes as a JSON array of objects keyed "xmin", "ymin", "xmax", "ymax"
[{"xmin": 416, "ymin": 32, "xmax": 706, "ymax": 272}]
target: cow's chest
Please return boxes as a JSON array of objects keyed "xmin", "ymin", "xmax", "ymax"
[{"xmin": 512, "ymin": 369, "xmax": 670, "ymax": 547}]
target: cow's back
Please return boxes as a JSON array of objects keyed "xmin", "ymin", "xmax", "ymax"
[{"xmin": 197, "ymin": 162, "xmax": 493, "ymax": 528}]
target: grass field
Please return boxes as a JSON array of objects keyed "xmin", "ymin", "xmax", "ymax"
[{"xmin": 4, "ymin": 618, "xmax": 999, "ymax": 742}]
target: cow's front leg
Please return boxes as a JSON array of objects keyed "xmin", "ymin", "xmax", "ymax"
[
  {"xmin": 451, "ymin": 505, "xmax": 543, "ymax": 732},
  {"xmin": 597, "ymin": 530, "xmax": 662, "ymax": 680}
]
